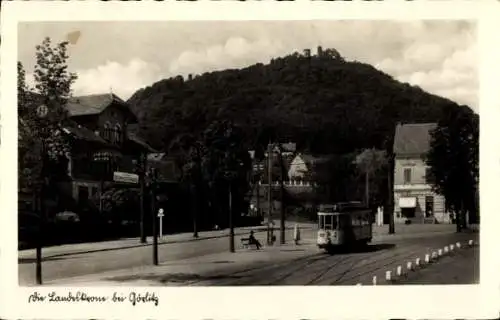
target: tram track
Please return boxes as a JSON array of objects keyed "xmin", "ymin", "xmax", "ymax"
[
  {"xmin": 329, "ymin": 246, "xmax": 430, "ymax": 285},
  {"xmin": 272, "ymin": 254, "xmax": 357, "ymax": 285},
  {"xmin": 188, "ymin": 233, "xmax": 474, "ymax": 286},
  {"xmin": 316, "ymin": 237, "xmax": 458, "ymax": 285},
  {"xmin": 301, "ymin": 245, "xmax": 407, "ymax": 285},
  {"xmin": 280, "ymin": 240, "xmax": 444, "ymax": 285}
]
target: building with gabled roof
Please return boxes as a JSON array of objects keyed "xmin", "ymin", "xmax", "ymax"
[
  {"xmin": 393, "ymin": 122, "xmax": 450, "ymax": 224},
  {"xmin": 19, "ymin": 92, "xmax": 156, "ymax": 215}
]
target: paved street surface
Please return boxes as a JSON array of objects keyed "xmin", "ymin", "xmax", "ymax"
[
  {"xmin": 24, "ymin": 224, "xmax": 478, "ymax": 286},
  {"xmin": 19, "ymin": 222, "xmax": 307, "ymax": 285}
]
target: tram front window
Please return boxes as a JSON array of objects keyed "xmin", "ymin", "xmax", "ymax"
[{"xmin": 319, "ymin": 215, "xmax": 338, "ymax": 230}]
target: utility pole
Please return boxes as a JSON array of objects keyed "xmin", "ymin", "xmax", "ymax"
[
  {"xmin": 277, "ymin": 144, "xmax": 286, "ymax": 245},
  {"xmin": 256, "ymin": 166, "xmax": 260, "ymax": 217},
  {"xmin": 365, "ymin": 171, "xmax": 370, "ymax": 208},
  {"xmin": 36, "ymin": 144, "xmax": 46, "ymax": 285},
  {"xmin": 267, "ymin": 142, "xmax": 273, "ymax": 245},
  {"xmin": 229, "ymin": 182, "xmax": 235, "ymax": 252},
  {"xmin": 35, "ymin": 104, "xmax": 48, "ymax": 285},
  {"xmin": 192, "ymin": 184, "xmax": 199, "ymax": 238},
  {"xmin": 139, "ymin": 152, "xmax": 147, "ymax": 243},
  {"xmin": 388, "ymin": 155, "xmax": 395, "ymax": 234},
  {"xmin": 150, "ymin": 168, "xmax": 159, "ymax": 265}
]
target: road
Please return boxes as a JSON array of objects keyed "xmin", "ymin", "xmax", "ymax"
[
  {"xmin": 19, "ymin": 227, "xmax": 301, "ymax": 285},
  {"xmin": 394, "ymin": 244, "xmax": 479, "ymax": 285},
  {"xmin": 24, "ymin": 228, "xmax": 478, "ymax": 286},
  {"xmin": 184, "ymin": 232, "xmax": 479, "ymax": 286}
]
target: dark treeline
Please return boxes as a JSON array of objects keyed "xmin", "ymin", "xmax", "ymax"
[{"xmin": 128, "ymin": 49, "xmax": 471, "ymax": 158}]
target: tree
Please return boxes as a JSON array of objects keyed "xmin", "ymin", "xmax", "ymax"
[
  {"xmin": 168, "ymin": 133, "xmax": 207, "ymax": 238},
  {"xmin": 354, "ymin": 148, "xmax": 388, "ymax": 207},
  {"xmin": 18, "ymin": 36, "xmax": 77, "ymax": 285},
  {"xmin": 18, "ymin": 37, "xmax": 77, "ymax": 199},
  {"xmin": 426, "ymin": 107, "xmax": 479, "ymax": 232},
  {"xmin": 203, "ymin": 120, "xmax": 251, "ymax": 251}
]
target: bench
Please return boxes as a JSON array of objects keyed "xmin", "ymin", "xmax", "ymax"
[{"xmin": 240, "ymin": 237, "xmax": 259, "ymax": 249}]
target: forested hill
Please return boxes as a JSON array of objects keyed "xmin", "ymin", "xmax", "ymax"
[{"xmin": 127, "ymin": 49, "xmax": 472, "ymax": 156}]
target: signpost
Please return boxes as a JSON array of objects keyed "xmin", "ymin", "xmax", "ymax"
[{"xmin": 158, "ymin": 208, "xmax": 164, "ymax": 239}]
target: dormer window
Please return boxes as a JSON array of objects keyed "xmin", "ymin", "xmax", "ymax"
[{"xmin": 114, "ymin": 124, "xmax": 122, "ymax": 144}]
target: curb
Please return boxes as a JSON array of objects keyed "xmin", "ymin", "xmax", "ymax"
[
  {"xmin": 361, "ymin": 239, "xmax": 477, "ymax": 286},
  {"xmin": 22, "ymin": 226, "xmax": 310, "ymax": 259}
]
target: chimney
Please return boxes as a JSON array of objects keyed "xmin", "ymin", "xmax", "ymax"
[
  {"xmin": 317, "ymin": 46, "xmax": 323, "ymax": 56},
  {"xmin": 188, "ymin": 74, "xmax": 193, "ymax": 81},
  {"xmin": 303, "ymin": 49, "xmax": 311, "ymax": 58}
]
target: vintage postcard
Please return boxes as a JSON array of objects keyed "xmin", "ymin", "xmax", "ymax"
[{"xmin": 1, "ymin": 1, "xmax": 498, "ymax": 319}]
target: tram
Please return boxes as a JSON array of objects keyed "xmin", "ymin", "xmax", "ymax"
[{"xmin": 316, "ymin": 202, "xmax": 373, "ymax": 252}]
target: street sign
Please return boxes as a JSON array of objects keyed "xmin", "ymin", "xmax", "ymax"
[
  {"xmin": 113, "ymin": 171, "xmax": 139, "ymax": 184},
  {"xmin": 36, "ymin": 104, "xmax": 48, "ymax": 118},
  {"xmin": 157, "ymin": 208, "xmax": 164, "ymax": 217}
]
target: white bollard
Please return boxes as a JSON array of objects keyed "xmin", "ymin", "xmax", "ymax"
[
  {"xmin": 372, "ymin": 275, "xmax": 377, "ymax": 285},
  {"xmin": 456, "ymin": 242, "xmax": 461, "ymax": 249},
  {"xmin": 415, "ymin": 257, "xmax": 421, "ymax": 266},
  {"xmin": 425, "ymin": 254, "xmax": 430, "ymax": 263},
  {"xmin": 356, "ymin": 283, "xmax": 362, "ymax": 286},
  {"xmin": 407, "ymin": 261, "xmax": 413, "ymax": 271},
  {"xmin": 385, "ymin": 271, "xmax": 392, "ymax": 281},
  {"xmin": 396, "ymin": 265, "xmax": 402, "ymax": 276},
  {"xmin": 438, "ymin": 249, "xmax": 443, "ymax": 256},
  {"xmin": 444, "ymin": 246, "xmax": 449, "ymax": 253},
  {"xmin": 450, "ymin": 244, "xmax": 455, "ymax": 251},
  {"xmin": 468, "ymin": 240, "xmax": 474, "ymax": 246}
]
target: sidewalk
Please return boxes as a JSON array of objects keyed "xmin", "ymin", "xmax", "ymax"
[
  {"xmin": 19, "ymin": 221, "xmax": 472, "ymax": 260},
  {"xmin": 19, "ymin": 221, "xmax": 314, "ymax": 259},
  {"xmin": 46, "ymin": 242, "xmax": 319, "ymax": 286}
]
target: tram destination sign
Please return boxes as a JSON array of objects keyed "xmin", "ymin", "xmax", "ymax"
[{"xmin": 113, "ymin": 171, "xmax": 139, "ymax": 184}]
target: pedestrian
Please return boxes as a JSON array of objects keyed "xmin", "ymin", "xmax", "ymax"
[{"xmin": 248, "ymin": 230, "xmax": 262, "ymax": 250}]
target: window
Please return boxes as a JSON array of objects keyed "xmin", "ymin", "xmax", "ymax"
[
  {"xmin": 403, "ymin": 168, "xmax": 412, "ymax": 184},
  {"xmin": 425, "ymin": 167, "xmax": 434, "ymax": 184},
  {"xmin": 319, "ymin": 215, "xmax": 337, "ymax": 230},
  {"xmin": 425, "ymin": 196, "xmax": 434, "ymax": 217},
  {"xmin": 114, "ymin": 124, "xmax": 122, "ymax": 144},
  {"xmin": 339, "ymin": 215, "xmax": 351, "ymax": 229},
  {"xmin": 103, "ymin": 122, "xmax": 112, "ymax": 141}
]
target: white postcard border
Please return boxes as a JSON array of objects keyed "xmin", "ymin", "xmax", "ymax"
[{"xmin": 1, "ymin": 1, "xmax": 498, "ymax": 319}]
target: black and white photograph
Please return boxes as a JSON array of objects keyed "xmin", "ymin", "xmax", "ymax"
[
  {"xmin": 16, "ymin": 18, "xmax": 479, "ymax": 287},
  {"xmin": 1, "ymin": 1, "xmax": 496, "ymax": 319}
]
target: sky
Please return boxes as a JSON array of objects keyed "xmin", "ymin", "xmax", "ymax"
[{"xmin": 18, "ymin": 20, "xmax": 477, "ymax": 112}]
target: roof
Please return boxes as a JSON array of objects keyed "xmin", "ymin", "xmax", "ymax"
[
  {"xmin": 147, "ymin": 152, "xmax": 166, "ymax": 162},
  {"xmin": 62, "ymin": 120, "xmax": 109, "ymax": 145},
  {"xmin": 128, "ymin": 133, "xmax": 156, "ymax": 153},
  {"xmin": 66, "ymin": 93, "xmax": 137, "ymax": 122},
  {"xmin": 393, "ymin": 123, "xmax": 437, "ymax": 156},
  {"xmin": 275, "ymin": 142, "xmax": 296, "ymax": 153},
  {"xmin": 296, "ymin": 153, "xmax": 330, "ymax": 168}
]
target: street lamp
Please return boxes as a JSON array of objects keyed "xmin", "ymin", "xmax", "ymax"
[{"xmin": 35, "ymin": 104, "xmax": 49, "ymax": 285}]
